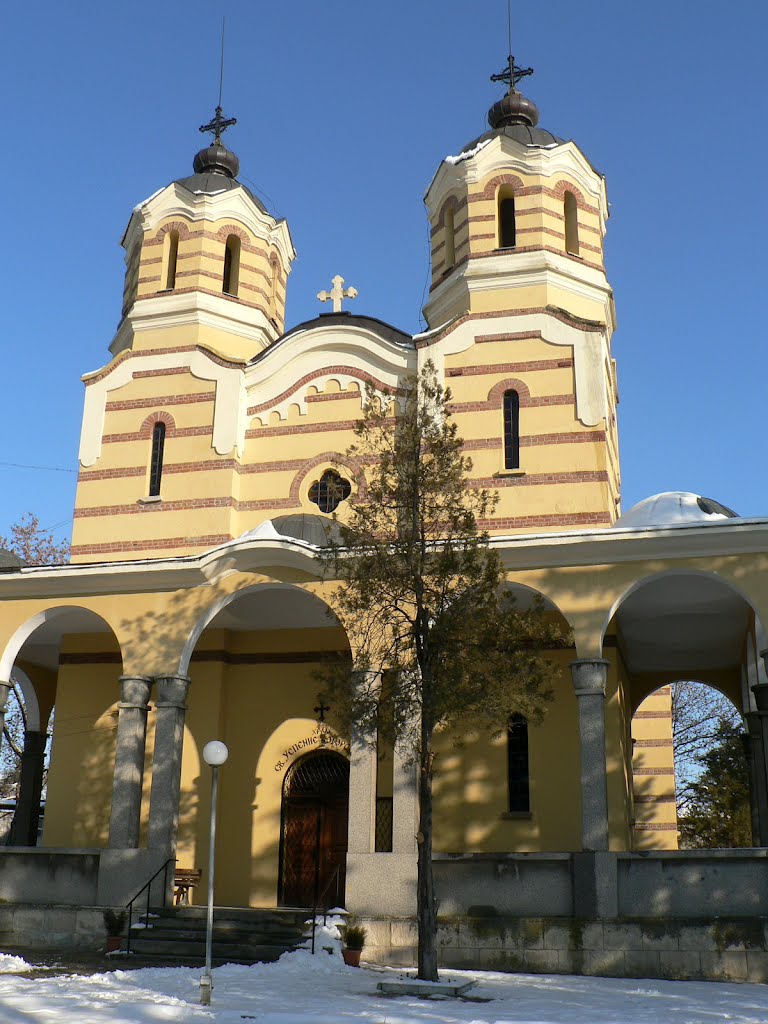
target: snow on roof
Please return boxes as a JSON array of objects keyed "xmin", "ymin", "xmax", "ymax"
[
  {"xmin": 444, "ymin": 138, "xmax": 492, "ymax": 165},
  {"xmin": 132, "ymin": 188, "xmax": 164, "ymax": 213}
]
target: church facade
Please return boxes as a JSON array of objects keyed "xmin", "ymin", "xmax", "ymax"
[{"xmin": 2, "ymin": 66, "xmax": 768, "ymax": 980}]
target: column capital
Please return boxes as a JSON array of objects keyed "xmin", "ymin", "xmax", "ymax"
[
  {"xmin": 118, "ymin": 675, "xmax": 152, "ymax": 708},
  {"xmin": 752, "ymin": 681, "xmax": 768, "ymax": 714},
  {"xmin": 570, "ymin": 659, "xmax": 610, "ymax": 698},
  {"xmin": 759, "ymin": 649, "xmax": 768, "ymax": 678},
  {"xmin": 154, "ymin": 674, "xmax": 190, "ymax": 708}
]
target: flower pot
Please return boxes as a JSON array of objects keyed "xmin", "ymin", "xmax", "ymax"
[
  {"xmin": 106, "ymin": 935, "xmax": 123, "ymax": 953},
  {"xmin": 342, "ymin": 948, "xmax": 362, "ymax": 967}
]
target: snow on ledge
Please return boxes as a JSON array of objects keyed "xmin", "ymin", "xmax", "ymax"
[{"xmin": 444, "ymin": 138, "xmax": 492, "ymax": 165}]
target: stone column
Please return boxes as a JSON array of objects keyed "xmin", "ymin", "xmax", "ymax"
[
  {"xmin": 147, "ymin": 674, "xmax": 190, "ymax": 855},
  {"xmin": 108, "ymin": 676, "xmax": 153, "ymax": 849},
  {"xmin": 0, "ymin": 682, "xmax": 12, "ymax": 760},
  {"xmin": 346, "ymin": 671, "xmax": 380, "ymax": 856},
  {"xmin": 571, "ymin": 659, "xmax": 610, "ymax": 851},
  {"xmin": 741, "ymin": 725, "xmax": 764, "ymax": 846},
  {"xmin": 9, "ymin": 730, "xmax": 46, "ymax": 846},
  {"xmin": 750, "ymin": 658, "xmax": 768, "ymax": 846},
  {"xmin": 391, "ymin": 741, "xmax": 418, "ymax": 855}
]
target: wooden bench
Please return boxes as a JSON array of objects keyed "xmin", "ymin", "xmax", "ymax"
[{"xmin": 174, "ymin": 868, "xmax": 202, "ymax": 905}]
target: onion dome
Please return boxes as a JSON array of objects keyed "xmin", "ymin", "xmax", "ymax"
[
  {"xmin": 192, "ymin": 141, "xmax": 240, "ymax": 179},
  {"xmin": 488, "ymin": 88, "xmax": 539, "ymax": 131}
]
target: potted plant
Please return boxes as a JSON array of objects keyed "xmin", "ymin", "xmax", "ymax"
[
  {"xmin": 103, "ymin": 909, "xmax": 127, "ymax": 953},
  {"xmin": 341, "ymin": 923, "xmax": 367, "ymax": 967}
]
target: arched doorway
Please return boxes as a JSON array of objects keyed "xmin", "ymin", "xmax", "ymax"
[{"xmin": 279, "ymin": 751, "xmax": 349, "ymax": 909}]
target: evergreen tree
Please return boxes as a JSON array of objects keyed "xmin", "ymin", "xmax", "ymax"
[
  {"xmin": 320, "ymin": 361, "xmax": 563, "ymax": 981},
  {"xmin": 677, "ymin": 719, "xmax": 751, "ymax": 849}
]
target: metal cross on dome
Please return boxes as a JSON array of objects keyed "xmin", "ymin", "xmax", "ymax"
[
  {"xmin": 490, "ymin": 53, "xmax": 533, "ymax": 92},
  {"xmin": 317, "ymin": 275, "xmax": 358, "ymax": 313},
  {"xmin": 199, "ymin": 105, "xmax": 237, "ymax": 144}
]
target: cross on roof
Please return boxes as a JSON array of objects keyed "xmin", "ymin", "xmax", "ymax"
[
  {"xmin": 199, "ymin": 105, "xmax": 237, "ymax": 144},
  {"xmin": 490, "ymin": 54, "xmax": 534, "ymax": 92},
  {"xmin": 317, "ymin": 275, "xmax": 358, "ymax": 313}
]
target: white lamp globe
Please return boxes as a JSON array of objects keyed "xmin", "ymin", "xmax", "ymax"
[{"xmin": 203, "ymin": 740, "xmax": 229, "ymax": 766}]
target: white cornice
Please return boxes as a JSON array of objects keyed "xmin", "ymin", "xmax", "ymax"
[
  {"xmin": 110, "ymin": 291, "xmax": 274, "ymax": 356},
  {"xmin": 79, "ymin": 347, "xmax": 245, "ymax": 465},
  {"xmin": 3, "ymin": 521, "xmax": 768, "ymax": 600},
  {"xmin": 424, "ymin": 250, "xmax": 614, "ymax": 339},
  {"xmin": 244, "ymin": 322, "xmax": 416, "ymax": 422},
  {"xmin": 425, "ymin": 136, "xmax": 609, "ymax": 232},
  {"xmin": 122, "ymin": 182, "xmax": 296, "ymax": 267}
]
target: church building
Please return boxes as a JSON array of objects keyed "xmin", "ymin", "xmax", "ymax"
[{"xmin": 2, "ymin": 55, "xmax": 768, "ymax": 981}]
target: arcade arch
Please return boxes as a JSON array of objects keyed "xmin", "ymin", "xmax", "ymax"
[
  {"xmin": 601, "ymin": 571, "xmax": 763, "ymax": 850},
  {"xmin": 1, "ymin": 606, "xmax": 122, "ymax": 849},
  {"xmin": 178, "ymin": 583, "xmax": 352, "ymax": 908}
]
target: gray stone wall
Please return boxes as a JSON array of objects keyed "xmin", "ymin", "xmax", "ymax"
[
  {"xmin": 0, "ymin": 906, "xmax": 104, "ymax": 952},
  {"xmin": 359, "ymin": 915, "xmax": 768, "ymax": 983}
]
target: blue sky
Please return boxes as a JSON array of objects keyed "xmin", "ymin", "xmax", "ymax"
[{"xmin": 2, "ymin": 1, "xmax": 766, "ymax": 544}]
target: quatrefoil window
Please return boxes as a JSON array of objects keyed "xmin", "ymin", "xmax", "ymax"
[{"xmin": 309, "ymin": 470, "xmax": 351, "ymax": 514}]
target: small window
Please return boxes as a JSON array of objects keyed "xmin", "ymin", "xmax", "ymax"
[
  {"xmin": 498, "ymin": 188, "xmax": 516, "ymax": 248},
  {"xmin": 503, "ymin": 390, "xmax": 520, "ymax": 470},
  {"xmin": 564, "ymin": 192, "xmax": 579, "ymax": 256},
  {"xmin": 508, "ymin": 714, "xmax": 530, "ymax": 813},
  {"xmin": 148, "ymin": 421, "xmax": 166, "ymax": 497},
  {"xmin": 269, "ymin": 255, "xmax": 280, "ymax": 319},
  {"xmin": 309, "ymin": 470, "xmax": 351, "ymax": 514},
  {"xmin": 443, "ymin": 205, "xmax": 455, "ymax": 270},
  {"xmin": 223, "ymin": 234, "xmax": 241, "ymax": 296},
  {"xmin": 165, "ymin": 230, "xmax": 179, "ymax": 289}
]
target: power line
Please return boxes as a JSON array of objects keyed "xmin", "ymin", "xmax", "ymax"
[{"xmin": 0, "ymin": 461, "xmax": 75, "ymax": 474}]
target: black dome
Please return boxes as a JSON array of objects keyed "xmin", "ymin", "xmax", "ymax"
[{"xmin": 192, "ymin": 142, "xmax": 240, "ymax": 179}]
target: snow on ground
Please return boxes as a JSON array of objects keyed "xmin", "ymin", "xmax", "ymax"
[{"xmin": 0, "ymin": 948, "xmax": 766, "ymax": 1023}]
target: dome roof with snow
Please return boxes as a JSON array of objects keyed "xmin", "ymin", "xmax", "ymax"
[{"xmin": 613, "ymin": 491, "xmax": 739, "ymax": 529}]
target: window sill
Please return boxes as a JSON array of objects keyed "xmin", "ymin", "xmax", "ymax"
[
  {"xmin": 500, "ymin": 811, "xmax": 532, "ymax": 820},
  {"xmin": 494, "ymin": 469, "xmax": 526, "ymax": 478},
  {"xmin": 138, "ymin": 495, "xmax": 162, "ymax": 505}
]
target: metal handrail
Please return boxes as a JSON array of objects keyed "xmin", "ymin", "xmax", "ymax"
[
  {"xmin": 124, "ymin": 857, "xmax": 175, "ymax": 954},
  {"xmin": 309, "ymin": 863, "xmax": 343, "ymax": 954}
]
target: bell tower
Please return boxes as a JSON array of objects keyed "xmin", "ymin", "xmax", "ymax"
[
  {"xmin": 115, "ymin": 107, "xmax": 295, "ymax": 364},
  {"xmin": 422, "ymin": 55, "xmax": 620, "ymax": 532},
  {"xmin": 71, "ymin": 111, "xmax": 296, "ymax": 562}
]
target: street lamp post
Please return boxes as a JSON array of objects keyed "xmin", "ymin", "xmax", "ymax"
[{"xmin": 200, "ymin": 739, "xmax": 229, "ymax": 1006}]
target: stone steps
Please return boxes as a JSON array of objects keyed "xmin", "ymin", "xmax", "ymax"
[{"xmin": 126, "ymin": 906, "xmax": 309, "ymax": 964}]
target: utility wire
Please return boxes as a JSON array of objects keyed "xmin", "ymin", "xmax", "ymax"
[{"xmin": 0, "ymin": 461, "xmax": 75, "ymax": 474}]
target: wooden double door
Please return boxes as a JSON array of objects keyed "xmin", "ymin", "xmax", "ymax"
[{"xmin": 279, "ymin": 752, "xmax": 349, "ymax": 909}]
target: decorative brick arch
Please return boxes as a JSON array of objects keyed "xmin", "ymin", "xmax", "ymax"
[
  {"xmin": 139, "ymin": 411, "xmax": 176, "ymax": 438},
  {"xmin": 216, "ymin": 224, "xmax": 251, "ymax": 245},
  {"xmin": 436, "ymin": 194, "xmax": 461, "ymax": 229},
  {"xmin": 552, "ymin": 180, "xmax": 588, "ymax": 210},
  {"xmin": 268, "ymin": 251, "xmax": 283, "ymax": 284},
  {"xmin": 487, "ymin": 378, "xmax": 532, "ymax": 408},
  {"xmin": 290, "ymin": 452, "xmax": 366, "ymax": 505},
  {"xmin": 478, "ymin": 173, "xmax": 525, "ymax": 201},
  {"xmin": 153, "ymin": 221, "xmax": 191, "ymax": 243}
]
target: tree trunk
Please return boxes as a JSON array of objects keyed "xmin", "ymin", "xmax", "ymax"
[{"xmin": 416, "ymin": 716, "xmax": 438, "ymax": 981}]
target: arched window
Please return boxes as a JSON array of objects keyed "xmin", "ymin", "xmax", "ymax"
[
  {"xmin": 508, "ymin": 714, "xmax": 530, "ymax": 813},
  {"xmin": 443, "ymin": 205, "xmax": 456, "ymax": 270},
  {"xmin": 148, "ymin": 421, "xmax": 166, "ymax": 497},
  {"xmin": 223, "ymin": 234, "xmax": 241, "ymax": 296},
  {"xmin": 269, "ymin": 255, "xmax": 280, "ymax": 320},
  {"xmin": 498, "ymin": 187, "xmax": 516, "ymax": 248},
  {"xmin": 164, "ymin": 230, "xmax": 179, "ymax": 289},
  {"xmin": 503, "ymin": 389, "xmax": 520, "ymax": 470},
  {"xmin": 564, "ymin": 192, "xmax": 580, "ymax": 256},
  {"xmin": 309, "ymin": 470, "xmax": 351, "ymax": 514}
]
